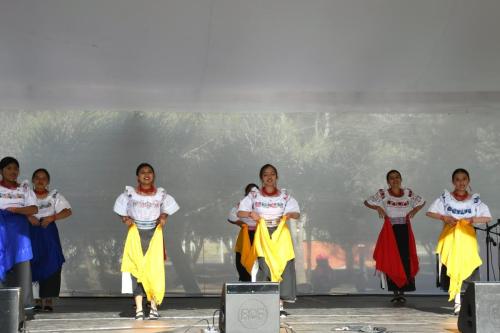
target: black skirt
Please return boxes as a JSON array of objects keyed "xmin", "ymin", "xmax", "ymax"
[
  {"xmin": 386, "ymin": 224, "xmax": 416, "ymax": 292},
  {"xmin": 39, "ymin": 269, "xmax": 62, "ymax": 298}
]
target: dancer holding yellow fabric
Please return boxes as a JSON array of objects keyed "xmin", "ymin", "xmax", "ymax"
[
  {"xmin": 426, "ymin": 168, "xmax": 491, "ymax": 315},
  {"xmin": 237, "ymin": 164, "xmax": 300, "ymax": 318},
  {"xmin": 114, "ymin": 163, "xmax": 179, "ymax": 320},
  {"xmin": 228, "ymin": 183, "xmax": 258, "ymax": 281}
]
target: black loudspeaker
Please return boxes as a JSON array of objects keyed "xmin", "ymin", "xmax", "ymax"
[
  {"xmin": 219, "ymin": 282, "xmax": 280, "ymax": 333},
  {"xmin": 458, "ymin": 282, "xmax": 500, "ymax": 333},
  {"xmin": 0, "ymin": 287, "xmax": 24, "ymax": 333}
]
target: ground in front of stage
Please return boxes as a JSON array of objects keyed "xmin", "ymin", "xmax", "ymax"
[{"xmin": 25, "ymin": 295, "xmax": 458, "ymax": 333}]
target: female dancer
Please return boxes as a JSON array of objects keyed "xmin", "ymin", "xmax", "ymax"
[
  {"xmin": 114, "ymin": 163, "xmax": 179, "ymax": 320},
  {"xmin": 237, "ymin": 164, "xmax": 300, "ymax": 318},
  {"xmin": 28, "ymin": 168, "xmax": 72, "ymax": 312},
  {"xmin": 426, "ymin": 168, "xmax": 491, "ymax": 314},
  {"xmin": 364, "ymin": 170, "xmax": 425, "ymax": 303},
  {"xmin": 0, "ymin": 157, "xmax": 38, "ymax": 310},
  {"xmin": 228, "ymin": 183, "xmax": 258, "ymax": 281}
]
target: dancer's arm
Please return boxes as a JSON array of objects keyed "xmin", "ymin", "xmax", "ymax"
[
  {"xmin": 364, "ymin": 201, "xmax": 387, "ymax": 219},
  {"xmin": 467, "ymin": 216, "xmax": 491, "ymax": 224},
  {"xmin": 237, "ymin": 210, "xmax": 260, "ymax": 221},
  {"xmin": 157, "ymin": 213, "xmax": 168, "ymax": 226},
  {"xmin": 41, "ymin": 208, "xmax": 72, "ymax": 228},
  {"xmin": 121, "ymin": 215, "xmax": 134, "ymax": 226},
  {"xmin": 406, "ymin": 202, "xmax": 426, "ymax": 219},
  {"xmin": 6, "ymin": 205, "xmax": 38, "ymax": 216},
  {"xmin": 285, "ymin": 212, "xmax": 300, "ymax": 219},
  {"xmin": 426, "ymin": 212, "xmax": 457, "ymax": 226}
]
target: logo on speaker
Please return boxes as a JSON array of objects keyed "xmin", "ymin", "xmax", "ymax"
[{"xmin": 238, "ymin": 299, "xmax": 269, "ymax": 329}]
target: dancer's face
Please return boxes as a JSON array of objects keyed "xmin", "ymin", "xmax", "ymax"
[
  {"xmin": 452, "ymin": 172, "xmax": 469, "ymax": 192},
  {"xmin": 261, "ymin": 167, "xmax": 277, "ymax": 188},
  {"xmin": 387, "ymin": 172, "xmax": 402, "ymax": 190},
  {"xmin": 1, "ymin": 163, "xmax": 19, "ymax": 183},
  {"xmin": 137, "ymin": 166, "xmax": 155, "ymax": 186},
  {"xmin": 33, "ymin": 171, "xmax": 49, "ymax": 191}
]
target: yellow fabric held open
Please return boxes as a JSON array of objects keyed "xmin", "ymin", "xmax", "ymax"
[
  {"xmin": 249, "ymin": 217, "xmax": 295, "ymax": 282},
  {"xmin": 121, "ymin": 224, "xmax": 165, "ymax": 305},
  {"xmin": 234, "ymin": 224, "xmax": 247, "ymax": 254},
  {"xmin": 234, "ymin": 224, "xmax": 257, "ymax": 274},
  {"xmin": 435, "ymin": 219, "xmax": 482, "ymax": 301}
]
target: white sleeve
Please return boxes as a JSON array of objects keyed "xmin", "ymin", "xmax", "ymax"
[
  {"xmin": 284, "ymin": 196, "xmax": 300, "ymax": 214},
  {"xmin": 476, "ymin": 202, "xmax": 492, "ymax": 218},
  {"xmin": 54, "ymin": 193, "xmax": 71, "ymax": 213},
  {"xmin": 238, "ymin": 195, "xmax": 253, "ymax": 212},
  {"xmin": 427, "ymin": 197, "xmax": 445, "ymax": 215},
  {"xmin": 161, "ymin": 194, "xmax": 180, "ymax": 215},
  {"xmin": 366, "ymin": 190, "xmax": 384, "ymax": 207},
  {"xmin": 113, "ymin": 193, "xmax": 129, "ymax": 216},
  {"xmin": 228, "ymin": 206, "xmax": 238, "ymax": 223},
  {"xmin": 408, "ymin": 189, "xmax": 425, "ymax": 208}
]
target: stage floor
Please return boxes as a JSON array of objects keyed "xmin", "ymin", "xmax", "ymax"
[{"xmin": 25, "ymin": 295, "xmax": 459, "ymax": 333}]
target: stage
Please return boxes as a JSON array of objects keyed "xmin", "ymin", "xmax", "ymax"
[{"xmin": 25, "ymin": 295, "xmax": 458, "ymax": 333}]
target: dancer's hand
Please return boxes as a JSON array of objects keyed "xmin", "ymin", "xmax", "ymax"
[
  {"xmin": 158, "ymin": 218, "xmax": 167, "ymax": 227},
  {"xmin": 157, "ymin": 214, "xmax": 167, "ymax": 227},
  {"xmin": 406, "ymin": 209, "xmax": 417, "ymax": 220},
  {"xmin": 285, "ymin": 212, "xmax": 300, "ymax": 220},
  {"xmin": 122, "ymin": 216, "xmax": 134, "ymax": 226},
  {"xmin": 28, "ymin": 216, "xmax": 41, "ymax": 227},
  {"xmin": 41, "ymin": 215, "xmax": 56, "ymax": 228},
  {"xmin": 6, "ymin": 207, "xmax": 18, "ymax": 213},
  {"xmin": 441, "ymin": 215, "xmax": 457, "ymax": 226},
  {"xmin": 376, "ymin": 207, "xmax": 387, "ymax": 219},
  {"xmin": 248, "ymin": 211, "xmax": 260, "ymax": 221}
]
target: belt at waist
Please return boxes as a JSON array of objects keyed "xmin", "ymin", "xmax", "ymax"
[
  {"xmin": 134, "ymin": 219, "xmax": 157, "ymax": 230},
  {"xmin": 389, "ymin": 217, "xmax": 407, "ymax": 225},
  {"xmin": 263, "ymin": 217, "xmax": 282, "ymax": 227}
]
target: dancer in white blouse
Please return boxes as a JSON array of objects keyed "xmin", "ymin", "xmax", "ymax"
[
  {"xmin": 426, "ymin": 168, "xmax": 491, "ymax": 314},
  {"xmin": 28, "ymin": 168, "xmax": 72, "ymax": 312},
  {"xmin": 364, "ymin": 170, "xmax": 425, "ymax": 303},
  {"xmin": 228, "ymin": 183, "xmax": 259, "ymax": 281},
  {"xmin": 237, "ymin": 164, "xmax": 300, "ymax": 318},
  {"xmin": 114, "ymin": 163, "xmax": 179, "ymax": 320},
  {"xmin": 0, "ymin": 157, "xmax": 38, "ymax": 311}
]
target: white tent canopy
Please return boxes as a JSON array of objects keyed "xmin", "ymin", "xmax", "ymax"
[{"xmin": 1, "ymin": 0, "xmax": 500, "ymax": 110}]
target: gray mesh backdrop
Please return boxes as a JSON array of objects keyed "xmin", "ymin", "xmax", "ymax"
[{"xmin": 1, "ymin": 110, "xmax": 499, "ymax": 296}]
